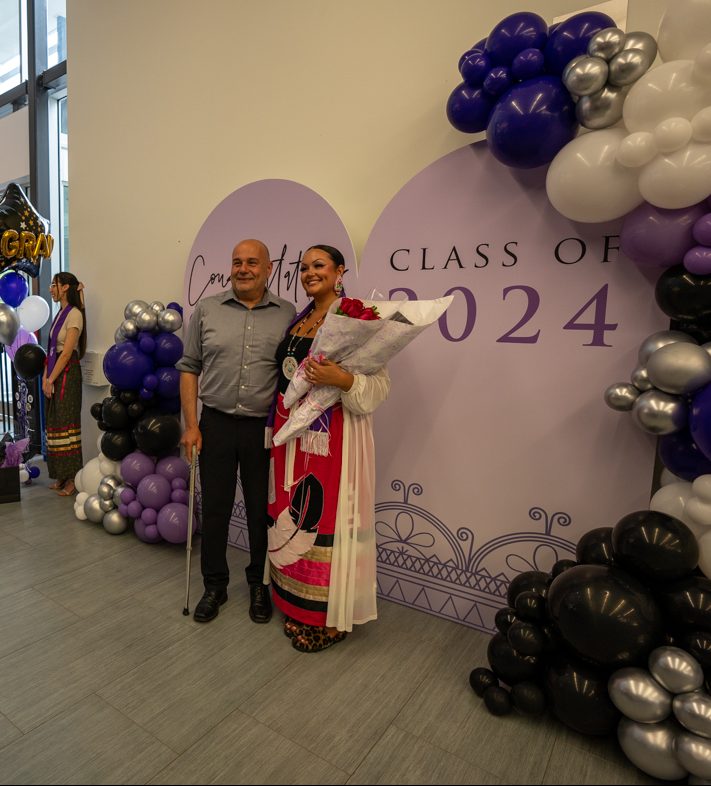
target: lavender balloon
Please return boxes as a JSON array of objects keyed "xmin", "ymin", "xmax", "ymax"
[
  {"xmin": 6, "ymin": 327, "xmax": 37, "ymax": 362},
  {"xmin": 156, "ymin": 502, "xmax": 196, "ymax": 544},
  {"xmin": 693, "ymin": 214, "xmax": 711, "ymax": 246},
  {"xmin": 120, "ymin": 451, "xmax": 156, "ymax": 487},
  {"xmin": 120, "ymin": 487, "xmax": 136, "ymax": 505},
  {"xmin": 171, "ymin": 489, "xmax": 188, "ymax": 505},
  {"xmin": 684, "ymin": 245, "xmax": 711, "ymax": 276},
  {"xmin": 171, "ymin": 477, "xmax": 187, "ymax": 490},
  {"xmin": 141, "ymin": 507, "xmax": 158, "ymax": 525},
  {"xmin": 156, "ymin": 455, "xmax": 190, "ymax": 483},
  {"xmin": 136, "ymin": 473, "xmax": 172, "ymax": 510},
  {"xmin": 127, "ymin": 500, "xmax": 144, "ymax": 519},
  {"xmin": 134, "ymin": 518, "xmax": 163, "ymax": 544}
]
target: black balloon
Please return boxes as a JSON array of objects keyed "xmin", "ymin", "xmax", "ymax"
[
  {"xmin": 656, "ymin": 575, "xmax": 711, "ymax": 632},
  {"xmin": 483, "ymin": 685, "xmax": 512, "ymax": 716},
  {"xmin": 119, "ymin": 389, "xmax": 139, "ymax": 404},
  {"xmin": 656, "ymin": 265, "xmax": 711, "ymax": 326},
  {"xmin": 13, "ymin": 344, "xmax": 46, "ymax": 381},
  {"xmin": 547, "ymin": 564, "xmax": 664, "ymax": 666},
  {"xmin": 133, "ymin": 414, "xmax": 181, "ymax": 457},
  {"xmin": 506, "ymin": 570, "xmax": 550, "ymax": 607},
  {"xmin": 514, "ymin": 590, "xmax": 547, "ymax": 623},
  {"xmin": 487, "ymin": 633, "xmax": 542, "ymax": 685},
  {"xmin": 127, "ymin": 401, "xmax": 146, "ymax": 420},
  {"xmin": 680, "ymin": 630, "xmax": 711, "ymax": 671},
  {"xmin": 101, "ymin": 396, "xmax": 130, "ymax": 430},
  {"xmin": 576, "ymin": 527, "xmax": 614, "ymax": 565},
  {"xmin": 110, "ymin": 385, "xmax": 120, "ymax": 396},
  {"xmin": 494, "ymin": 606, "xmax": 518, "ymax": 635},
  {"xmin": 469, "ymin": 667, "xmax": 499, "ymax": 697},
  {"xmin": 100, "ymin": 429, "xmax": 135, "ymax": 461},
  {"xmin": 511, "ymin": 681, "xmax": 546, "ymax": 716},
  {"xmin": 612, "ymin": 510, "xmax": 699, "ymax": 582},
  {"xmin": 544, "ymin": 654, "xmax": 619, "ymax": 735},
  {"xmin": 90, "ymin": 402, "xmax": 103, "ymax": 420},
  {"xmin": 552, "ymin": 559, "xmax": 577, "ymax": 577},
  {"xmin": 507, "ymin": 620, "xmax": 545, "ymax": 656}
]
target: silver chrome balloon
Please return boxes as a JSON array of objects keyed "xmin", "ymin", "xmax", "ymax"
[
  {"xmin": 102, "ymin": 509, "xmax": 128, "ymax": 535},
  {"xmin": 135, "ymin": 309, "xmax": 158, "ymax": 331},
  {"xmin": 576, "ymin": 84, "xmax": 628, "ymax": 129},
  {"xmin": 124, "ymin": 300, "xmax": 149, "ymax": 320},
  {"xmin": 608, "ymin": 48, "xmax": 653, "ymax": 87},
  {"xmin": 674, "ymin": 692, "xmax": 711, "ymax": 739},
  {"xmin": 604, "ymin": 382, "xmax": 640, "ymax": 411},
  {"xmin": 112, "ymin": 484, "xmax": 126, "ymax": 506},
  {"xmin": 101, "ymin": 475, "xmax": 122, "ymax": 490},
  {"xmin": 650, "ymin": 647, "xmax": 705, "ymax": 694},
  {"xmin": 675, "ymin": 731, "xmax": 711, "ymax": 778},
  {"xmin": 609, "ymin": 667, "xmax": 672, "ymax": 723},
  {"xmin": 114, "ymin": 327, "xmax": 129, "ymax": 345},
  {"xmin": 647, "ymin": 343, "xmax": 711, "ymax": 395},
  {"xmin": 99, "ymin": 497, "xmax": 115, "ymax": 513},
  {"xmin": 631, "ymin": 364, "xmax": 653, "ymax": 391},
  {"xmin": 639, "ymin": 331, "xmax": 698, "ymax": 366},
  {"xmin": 157, "ymin": 308, "xmax": 182, "ymax": 333},
  {"xmin": 0, "ymin": 304, "xmax": 21, "ymax": 346},
  {"xmin": 588, "ymin": 27, "xmax": 626, "ymax": 60},
  {"xmin": 618, "ymin": 717, "xmax": 688, "ymax": 781},
  {"xmin": 563, "ymin": 55, "xmax": 608, "ymax": 96},
  {"xmin": 622, "ymin": 31, "xmax": 658, "ymax": 65},
  {"xmin": 83, "ymin": 494, "xmax": 105, "ymax": 524},
  {"xmin": 119, "ymin": 318, "xmax": 138, "ymax": 339},
  {"xmin": 149, "ymin": 300, "xmax": 165, "ymax": 315},
  {"xmin": 631, "ymin": 389, "xmax": 688, "ymax": 435},
  {"xmin": 97, "ymin": 481, "xmax": 114, "ymax": 501}
]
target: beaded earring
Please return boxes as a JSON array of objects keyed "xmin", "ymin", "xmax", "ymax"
[{"xmin": 334, "ymin": 274, "xmax": 344, "ymax": 295}]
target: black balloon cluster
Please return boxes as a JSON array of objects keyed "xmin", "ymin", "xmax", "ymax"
[{"xmin": 469, "ymin": 509, "xmax": 709, "ymax": 737}]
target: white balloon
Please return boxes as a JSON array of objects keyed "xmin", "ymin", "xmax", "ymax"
[
  {"xmin": 699, "ymin": 530, "xmax": 711, "ymax": 577},
  {"xmin": 685, "ymin": 497, "xmax": 711, "ymax": 527},
  {"xmin": 99, "ymin": 457, "xmax": 120, "ymax": 477},
  {"xmin": 18, "ymin": 468, "xmax": 29, "ymax": 483},
  {"xmin": 650, "ymin": 481, "xmax": 694, "ymax": 521},
  {"xmin": 694, "ymin": 44, "xmax": 711, "ymax": 84},
  {"xmin": 16, "ymin": 296, "xmax": 50, "ymax": 332},
  {"xmin": 693, "ymin": 475, "xmax": 711, "ymax": 502},
  {"xmin": 75, "ymin": 491, "xmax": 89, "ymax": 507},
  {"xmin": 654, "ymin": 117, "xmax": 693, "ymax": 153},
  {"xmin": 692, "ymin": 106, "xmax": 711, "ymax": 142},
  {"xmin": 74, "ymin": 468, "xmax": 84, "ymax": 494},
  {"xmin": 80, "ymin": 457, "xmax": 105, "ymax": 496},
  {"xmin": 617, "ymin": 131, "xmax": 657, "ymax": 167},
  {"xmin": 623, "ymin": 60, "xmax": 711, "ymax": 133},
  {"xmin": 658, "ymin": 0, "xmax": 711, "ymax": 62},
  {"xmin": 74, "ymin": 503, "xmax": 88, "ymax": 521},
  {"xmin": 545, "ymin": 128, "xmax": 642, "ymax": 222},
  {"xmin": 639, "ymin": 142, "xmax": 711, "ymax": 209}
]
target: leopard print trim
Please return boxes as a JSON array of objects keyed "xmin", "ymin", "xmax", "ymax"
[{"xmin": 292, "ymin": 625, "xmax": 347, "ymax": 653}]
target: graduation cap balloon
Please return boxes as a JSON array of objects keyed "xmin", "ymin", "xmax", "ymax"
[{"xmin": 0, "ymin": 183, "xmax": 54, "ymax": 277}]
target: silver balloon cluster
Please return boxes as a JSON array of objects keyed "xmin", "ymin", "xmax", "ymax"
[
  {"xmin": 610, "ymin": 646, "xmax": 711, "ymax": 780},
  {"xmin": 604, "ymin": 330, "xmax": 711, "ymax": 436},
  {"xmin": 562, "ymin": 28, "xmax": 657, "ymax": 129},
  {"xmin": 76, "ymin": 474, "xmax": 129, "ymax": 535},
  {"xmin": 115, "ymin": 299, "xmax": 182, "ymax": 344}
]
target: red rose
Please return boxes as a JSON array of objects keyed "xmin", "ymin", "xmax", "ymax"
[
  {"xmin": 359, "ymin": 307, "xmax": 380, "ymax": 321},
  {"xmin": 338, "ymin": 297, "xmax": 365, "ymax": 317}
]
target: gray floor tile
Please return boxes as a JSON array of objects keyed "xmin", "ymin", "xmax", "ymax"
[
  {"xmin": 347, "ymin": 725, "xmax": 505, "ymax": 785},
  {"xmin": 148, "ymin": 708, "xmax": 348, "ymax": 785},
  {"xmin": 99, "ymin": 610, "xmax": 298, "ymax": 754},
  {"xmin": 0, "ymin": 587, "xmax": 80, "ymax": 658},
  {"xmin": 0, "ymin": 709, "xmax": 21, "ymax": 749},
  {"xmin": 0, "ymin": 693, "xmax": 175, "ymax": 784},
  {"xmin": 0, "ymin": 596, "xmax": 194, "ymax": 732}
]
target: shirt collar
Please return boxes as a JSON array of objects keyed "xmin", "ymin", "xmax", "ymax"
[{"xmin": 218, "ymin": 288, "xmax": 283, "ymax": 308}]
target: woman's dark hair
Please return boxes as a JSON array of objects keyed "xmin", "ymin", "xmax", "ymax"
[
  {"xmin": 53, "ymin": 271, "xmax": 87, "ymax": 359},
  {"xmin": 307, "ymin": 244, "xmax": 346, "ymax": 270}
]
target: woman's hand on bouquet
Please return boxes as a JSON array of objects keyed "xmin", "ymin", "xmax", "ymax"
[{"xmin": 305, "ymin": 356, "xmax": 354, "ymax": 391}]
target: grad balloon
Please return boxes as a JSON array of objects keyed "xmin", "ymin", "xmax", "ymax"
[{"xmin": 0, "ymin": 183, "xmax": 53, "ymax": 277}]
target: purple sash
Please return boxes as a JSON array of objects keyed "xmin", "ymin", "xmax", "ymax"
[{"xmin": 46, "ymin": 305, "xmax": 72, "ymax": 377}]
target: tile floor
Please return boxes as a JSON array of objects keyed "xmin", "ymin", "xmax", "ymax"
[{"xmin": 0, "ymin": 473, "xmax": 664, "ymax": 784}]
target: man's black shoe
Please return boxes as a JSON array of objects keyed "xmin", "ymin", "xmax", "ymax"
[
  {"xmin": 249, "ymin": 583, "xmax": 272, "ymax": 623},
  {"xmin": 193, "ymin": 589, "xmax": 228, "ymax": 623}
]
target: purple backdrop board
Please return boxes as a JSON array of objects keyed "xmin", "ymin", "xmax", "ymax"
[
  {"xmin": 356, "ymin": 142, "xmax": 668, "ymax": 632},
  {"xmin": 182, "ymin": 179, "xmax": 354, "ymax": 549}
]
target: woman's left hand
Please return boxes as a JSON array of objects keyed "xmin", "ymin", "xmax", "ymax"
[
  {"xmin": 42, "ymin": 378, "xmax": 54, "ymax": 398},
  {"xmin": 304, "ymin": 356, "xmax": 353, "ymax": 391}
]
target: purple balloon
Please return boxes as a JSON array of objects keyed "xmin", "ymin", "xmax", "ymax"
[
  {"xmin": 141, "ymin": 507, "xmax": 158, "ymax": 525},
  {"xmin": 511, "ymin": 48, "xmax": 546, "ymax": 81},
  {"xmin": 543, "ymin": 12, "xmax": 616, "ymax": 76},
  {"xmin": 156, "ymin": 455, "xmax": 190, "ymax": 483},
  {"xmin": 0, "ymin": 271, "xmax": 28, "ymax": 308},
  {"xmin": 166, "ymin": 302, "xmax": 183, "ymax": 316},
  {"xmin": 684, "ymin": 245, "xmax": 711, "ymax": 276},
  {"xmin": 156, "ymin": 502, "xmax": 197, "ymax": 544},
  {"xmin": 690, "ymin": 384, "xmax": 711, "ymax": 463},
  {"xmin": 103, "ymin": 342, "xmax": 154, "ymax": 391},
  {"xmin": 155, "ymin": 367, "xmax": 180, "ymax": 399},
  {"xmin": 127, "ymin": 500, "xmax": 144, "ymax": 519},
  {"xmin": 134, "ymin": 518, "xmax": 163, "ymax": 543},
  {"xmin": 118, "ymin": 503, "xmax": 129, "ymax": 516},
  {"xmin": 143, "ymin": 374, "xmax": 158, "ymax": 391},
  {"xmin": 658, "ymin": 430, "xmax": 711, "ymax": 481},
  {"xmin": 693, "ymin": 214, "xmax": 711, "ymax": 246},
  {"xmin": 458, "ymin": 38, "xmax": 487, "ymax": 69},
  {"xmin": 485, "ymin": 12, "xmax": 548, "ymax": 67},
  {"xmin": 153, "ymin": 332, "xmax": 183, "ymax": 367},
  {"xmin": 171, "ymin": 489, "xmax": 188, "ymax": 504},
  {"xmin": 446, "ymin": 82, "xmax": 495, "ymax": 133},
  {"xmin": 483, "ymin": 66, "xmax": 512, "ymax": 97},
  {"xmin": 120, "ymin": 487, "xmax": 136, "ymax": 504},
  {"xmin": 120, "ymin": 451, "xmax": 156, "ymax": 487},
  {"xmin": 460, "ymin": 52, "xmax": 491, "ymax": 87},
  {"xmin": 171, "ymin": 477, "xmax": 187, "ymax": 490},
  {"xmin": 139, "ymin": 335, "xmax": 156, "ymax": 354},
  {"xmin": 136, "ymin": 473, "xmax": 172, "ymax": 510},
  {"xmin": 486, "ymin": 76, "xmax": 577, "ymax": 169},
  {"xmin": 621, "ymin": 201, "xmax": 707, "ymax": 270},
  {"xmin": 6, "ymin": 327, "xmax": 37, "ymax": 361},
  {"xmin": 139, "ymin": 387, "xmax": 154, "ymax": 400}
]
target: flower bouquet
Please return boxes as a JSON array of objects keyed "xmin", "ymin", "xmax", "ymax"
[{"xmin": 273, "ymin": 294, "xmax": 453, "ymax": 447}]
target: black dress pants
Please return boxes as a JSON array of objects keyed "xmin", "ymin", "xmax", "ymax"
[{"xmin": 198, "ymin": 406, "xmax": 270, "ymax": 590}]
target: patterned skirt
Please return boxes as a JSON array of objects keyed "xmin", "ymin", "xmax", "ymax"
[
  {"xmin": 267, "ymin": 393, "xmax": 344, "ymax": 627},
  {"xmin": 45, "ymin": 355, "xmax": 83, "ymax": 481}
]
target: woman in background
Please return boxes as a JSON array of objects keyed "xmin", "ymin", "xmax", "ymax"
[{"xmin": 43, "ymin": 272, "xmax": 86, "ymax": 496}]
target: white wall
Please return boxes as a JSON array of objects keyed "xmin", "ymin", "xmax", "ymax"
[
  {"xmin": 66, "ymin": 0, "xmax": 669, "ymax": 455},
  {"xmin": 0, "ymin": 107, "xmax": 29, "ymax": 186}
]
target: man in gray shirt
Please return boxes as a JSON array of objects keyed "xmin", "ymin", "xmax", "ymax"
[{"xmin": 177, "ymin": 238, "xmax": 296, "ymax": 624}]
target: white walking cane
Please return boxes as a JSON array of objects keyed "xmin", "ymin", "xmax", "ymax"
[{"xmin": 182, "ymin": 444, "xmax": 198, "ymax": 616}]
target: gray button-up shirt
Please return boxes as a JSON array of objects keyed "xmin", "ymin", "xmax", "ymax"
[{"xmin": 176, "ymin": 289, "xmax": 296, "ymax": 417}]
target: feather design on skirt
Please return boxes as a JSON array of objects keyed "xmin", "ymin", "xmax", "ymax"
[{"xmin": 268, "ymin": 506, "xmax": 318, "ymax": 568}]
